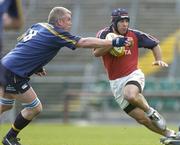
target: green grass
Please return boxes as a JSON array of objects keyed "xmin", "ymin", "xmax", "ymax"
[{"xmin": 0, "ymin": 123, "xmax": 175, "ymax": 145}]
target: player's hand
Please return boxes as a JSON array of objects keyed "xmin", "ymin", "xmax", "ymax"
[
  {"xmin": 125, "ymin": 37, "xmax": 134, "ymax": 47},
  {"xmin": 112, "ymin": 37, "xmax": 133, "ymax": 47},
  {"xmin": 152, "ymin": 60, "xmax": 168, "ymax": 67},
  {"xmin": 112, "ymin": 37, "xmax": 127, "ymax": 47},
  {"xmin": 35, "ymin": 68, "xmax": 47, "ymax": 76}
]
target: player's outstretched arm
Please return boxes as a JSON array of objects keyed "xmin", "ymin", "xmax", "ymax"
[
  {"xmin": 76, "ymin": 37, "xmax": 127, "ymax": 49},
  {"xmin": 93, "ymin": 37, "xmax": 132, "ymax": 57},
  {"xmin": 76, "ymin": 37, "xmax": 112, "ymax": 49},
  {"xmin": 152, "ymin": 45, "xmax": 168, "ymax": 67}
]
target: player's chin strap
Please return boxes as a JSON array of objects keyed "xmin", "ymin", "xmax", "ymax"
[{"xmin": 112, "ymin": 19, "xmax": 121, "ymax": 35}]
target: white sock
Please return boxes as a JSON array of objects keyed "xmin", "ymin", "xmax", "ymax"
[
  {"xmin": 165, "ymin": 130, "xmax": 176, "ymax": 137},
  {"xmin": 145, "ymin": 107, "xmax": 155, "ymax": 117}
]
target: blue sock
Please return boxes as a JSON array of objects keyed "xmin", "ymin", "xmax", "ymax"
[{"xmin": 6, "ymin": 112, "xmax": 31, "ymax": 139}]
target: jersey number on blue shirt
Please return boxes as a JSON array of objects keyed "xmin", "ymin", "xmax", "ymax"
[{"xmin": 22, "ymin": 29, "xmax": 37, "ymax": 42}]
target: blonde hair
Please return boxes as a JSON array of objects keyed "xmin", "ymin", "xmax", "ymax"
[{"xmin": 48, "ymin": 7, "xmax": 71, "ymax": 24}]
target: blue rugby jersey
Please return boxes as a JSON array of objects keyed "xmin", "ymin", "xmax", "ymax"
[{"xmin": 2, "ymin": 23, "xmax": 81, "ymax": 77}]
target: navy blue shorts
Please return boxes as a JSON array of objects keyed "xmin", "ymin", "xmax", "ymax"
[
  {"xmin": 0, "ymin": 63, "xmax": 6, "ymax": 86},
  {"xmin": 3, "ymin": 66, "xmax": 31, "ymax": 94}
]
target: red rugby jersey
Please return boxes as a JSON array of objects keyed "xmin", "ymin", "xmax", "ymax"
[{"xmin": 96, "ymin": 26, "xmax": 159, "ymax": 80}]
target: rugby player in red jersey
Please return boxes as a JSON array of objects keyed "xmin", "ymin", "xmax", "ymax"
[{"xmin": 94, "ymin": 8, "xmax": 180, "ymax": 144}]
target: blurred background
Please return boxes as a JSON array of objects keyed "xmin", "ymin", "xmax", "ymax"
[{"xmin": 1, "ymin": 0, "xmax": 180, "ymax": 124}]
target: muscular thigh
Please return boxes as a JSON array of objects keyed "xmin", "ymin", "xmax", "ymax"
[
  {"xmin": 109, "ymin": 69, "xmax": 145, "ymax": 110},
  {"xmin": 123, "ymin": 84, "xmax": 139, "ymax": 97},
  {"xmin": 4, "ymin": 87, "xmax": 37, "ymax": 103},
  {"xmin": 16, "ymin": 87, "xmax": 37, "ymax": 104}
]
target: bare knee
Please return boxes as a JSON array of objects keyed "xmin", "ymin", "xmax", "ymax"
[
  {"xmin": 22, "ymin": 103, "xmax": 43, "ymax": 120},
  {"xmin": 33, "ymin": 103, "xmax": 43, "ymax": 116},
  {"xmin": 124, "ymin": 92, "xmax": 137, "ymax": 102},
  {"xmin": 0, "ymin": 105, "xmax": 14, "ymax": 114},
  {"xmin": 123, "ymin": 85, "xmax": 139, "ymax": 103}
]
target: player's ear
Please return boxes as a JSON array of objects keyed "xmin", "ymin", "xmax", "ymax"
[
  {"xmin": 56, "ymin": 19, "xmax": 61, "ymax": 25},
  {"xmin": 57, "ymin": 19, "xmax": 64, "ymax": 27}
]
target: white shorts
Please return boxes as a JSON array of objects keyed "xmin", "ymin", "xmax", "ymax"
[{"xmin": 109, "ymin": 69, "xmax": 145, "ymax": 110}]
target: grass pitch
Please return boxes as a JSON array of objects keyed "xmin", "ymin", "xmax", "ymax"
[{"xmin": 0, "ymin": 123, "xmax": 175, "ymax": 145}]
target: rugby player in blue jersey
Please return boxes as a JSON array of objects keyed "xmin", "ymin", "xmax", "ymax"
[{"xmin": 0, "ymin": 6, "xmax": 132, "ymax": 145}]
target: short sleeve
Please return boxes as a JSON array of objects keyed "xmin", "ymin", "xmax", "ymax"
[
  {"xmin": 96, "ymin": 27, "xmax": 111, "ymax": 39},
  {"xmin": 55, "ymin": 28, "xmax": 81, "ymax": 50}
]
